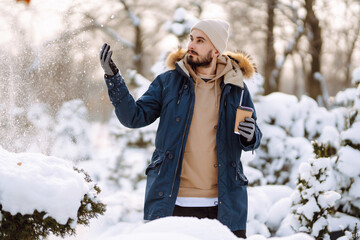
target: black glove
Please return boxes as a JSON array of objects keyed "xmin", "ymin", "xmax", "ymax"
[
  {"xmin": 99, "ymin": 43, "xmax": 119, "ymax": 77},
  {"xmin": 238, "ymin": 117, "xmax": 255, "ymax": 142}
]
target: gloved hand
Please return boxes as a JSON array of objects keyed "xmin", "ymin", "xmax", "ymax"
[
  {"xmin": 99, "ymin": 43, "xmax": 119, "ymax": 77},
  {"xmin": 238, "ymin": 117, "xmax": 255, "ymax": 142}
]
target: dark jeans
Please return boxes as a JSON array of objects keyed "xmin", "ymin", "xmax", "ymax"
[{"xmin": 172, "ymin": 205, "xmax": 247, "ymax": 239}]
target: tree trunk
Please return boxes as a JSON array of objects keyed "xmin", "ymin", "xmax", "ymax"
[
  {"xmin": 304, "ymin": 0, "xmax": 322, "ymax": 100},
  {"xmin": 120, "ymin": 0, "xmax": 144, "ymax": 75},
  {"xmin": 264, "ymin": 0, "xmax": 277, "ymax": 95},
  {"xmin": 134, "ymin": 24, "xmax": 144, "ymax": 75},
  {"xmin": 344, "ymin": 24, "xmax": 360, "ymax": 87}
]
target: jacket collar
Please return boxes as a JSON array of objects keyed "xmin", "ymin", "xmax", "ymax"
[{"xmin": 166, "ymin": 48, "xmax": 256, "ymax": 88}]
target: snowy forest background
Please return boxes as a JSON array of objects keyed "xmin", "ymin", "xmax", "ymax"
[{"xmin": 1, "ymin": 0, "xmax": 360, "ymax": 239}]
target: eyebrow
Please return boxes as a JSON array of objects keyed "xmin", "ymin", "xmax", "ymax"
[{"xmin": 190, "ymin": 34, "xmax": 206, "ymax": 41}]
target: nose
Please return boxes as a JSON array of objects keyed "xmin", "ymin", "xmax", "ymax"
[{"xmin": 187, "ymin": 40, "xmax": 194, "ymax": 50}]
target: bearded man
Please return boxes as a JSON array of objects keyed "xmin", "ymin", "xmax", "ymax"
[{"xmin": 100, "ymin": 19, "xmax": 262, "ymax": 239}]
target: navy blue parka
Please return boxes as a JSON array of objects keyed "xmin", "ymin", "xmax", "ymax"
[{"xmin": 104, "ymin": 50, "xmax": 262, "ymax": 231}]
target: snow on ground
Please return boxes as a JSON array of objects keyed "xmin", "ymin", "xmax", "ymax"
[
  {"xmin": 103, "ymin": 217, "xmax": 315, "ymax": 240},
  {"xmin": 44, "ymin": 174, "xmax": 309, "ymax": 240},
  {"xmin": 246, "ymin": 185, "xmax": 294, "ymax": 237},
  {"xmin": 103, "ymin": 217, "xmax": 238, "ymax": 240},
  {"xmin": 54, "ymin": 216, "xmax": 314, "ymax": 240}
]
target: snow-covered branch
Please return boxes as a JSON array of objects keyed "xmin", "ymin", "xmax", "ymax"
[
  {"xmin": 314, "ymin": 72, "xmax": 329, "ymax": 108},
  {"xmin": 270, "ymin": 20, "xmax": 305, "ymax": 87},
  {"xmin": 119, "ymin": 0, "xmax": 141, "ymax": 27},
  {"xmin": 41, "ymin": 13, "xmax": 135, "ymax": 49},
  {"xmin": 92, "ymin": 21, "xmax": 135, "ymax": 48}
]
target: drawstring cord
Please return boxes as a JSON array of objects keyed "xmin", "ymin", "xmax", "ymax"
[
  {"xmin": 195, "ymin": 76, "xmax": 199, "ymax": 93},
  {"xmin": 215, "ymin": 80, "xmax": 218, "ymax": 107}
]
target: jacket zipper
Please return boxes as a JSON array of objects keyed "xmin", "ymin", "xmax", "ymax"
[
  {"xmin": 170, "ymin": 89, "xmax": 193, "ymax": 197},
  {"xmin": 177, "ymin": 81, "xmax": 186, "ymax": 104},
  {"xmin": 216, "ymin": 84, "xmax": 230, "ymax": 138}
]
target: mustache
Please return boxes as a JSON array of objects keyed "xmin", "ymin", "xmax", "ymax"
[{"xmin": 187, "ymin": 50, "xmax": 198, "ymax": 56}]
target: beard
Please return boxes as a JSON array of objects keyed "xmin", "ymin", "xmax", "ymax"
[{"xmin": 186, "ymin": 50, "xmax": 213, "ymax": 68}]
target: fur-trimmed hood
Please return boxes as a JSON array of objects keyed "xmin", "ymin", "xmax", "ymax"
[{"xmin": 165, "ymin": 48, "xmax": 256, "ymax": 88}]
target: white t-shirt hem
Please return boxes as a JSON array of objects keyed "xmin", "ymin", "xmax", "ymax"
[{"xmin": 175, "ymin": 197, "xmax": 218, "ymax": 207}]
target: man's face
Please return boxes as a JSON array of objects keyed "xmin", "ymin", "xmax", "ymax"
[{"xmin": 186, "ymin": 29, "xmax": 219, "ymax": 68}]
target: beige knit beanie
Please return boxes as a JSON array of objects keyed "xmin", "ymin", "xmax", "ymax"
[{"xmin": 191, "ymin": 19, "xmax": 230, "ymax": 55}]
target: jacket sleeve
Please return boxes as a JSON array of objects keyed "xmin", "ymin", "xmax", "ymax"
[
  {"xmin": 238, "ymin": 84, "xmax": 262, "ymax": 152},
  {"xmin": 104, "ymin": 72, "xmax": 162, "ymax": 128}
]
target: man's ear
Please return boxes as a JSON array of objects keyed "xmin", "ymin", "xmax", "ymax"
[{"xmin": 214, "ymin": 49, "xmax": 220, "ymax": 58}]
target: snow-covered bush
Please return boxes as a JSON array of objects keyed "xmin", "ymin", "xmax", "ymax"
[
  {"xmin": 125, "ymin": 69, "xmax": 153, "ymax": 99},
  {"xmin": 0, "ymin": 147, "xmax": 106, "ymax": 240},
  {"xmin": 277, "ymin": 134, "xmax": 360, "ymax": 239},
  {"xmin": 165, "ymin": 7, "xmax": 198, "ymax": 41},
  {"xmin": 0, "ymin": 104, "xmax": 35, "ymax": 152},
  {"xmin": 51, "ymin": 99, "xmax": 91, "ymax": 162},
  {"xmin": 276, "ymin": 79, "xmax": 360, "ymax": 239},
  {"xmin": 247, "ymin": 185, "xmax": 293, "ymax": 237},
  {"xmin": 0, "ymin": 99, "xmax": 93, "ymax": 163},
  {"xmin": 332, "ymin": 89, "xmax": 360, "ymax": 219},
  {"xmin": 290, "ymin": 155, "xmax": 341, "ymax": 239},
  {"xmin": 245, "ymin": 73, "xmax": 265, "ymax": 100},
  {"xmin": 339, "ymin": 223, "xmax": 360, "ymax": 240},
  {"xmin": 26, "ymin": 103, "xmax": 55, "ymax": 154},
  {"xmin": 252, "ymin": 93, "xmax": 347, "ymax": 187},
  {"xmin": 107, "ymin": 112, "xmax": 157, "ymax": 190},
  {"xmin": 106, "ymin": 72, "xmax": 157, "ymax": 191}
]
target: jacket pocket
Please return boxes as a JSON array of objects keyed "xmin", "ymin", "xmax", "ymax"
[
  {"xmin": 232, "ymin": 161, "xmax": 248, "ymax": 186},
  {"xmin": 236, "ymin": 169, "xmax": 249, "ymax": 186},
  {"xmin": 145, "ymin": 149, "xmax": 165, "ymax": 175}
]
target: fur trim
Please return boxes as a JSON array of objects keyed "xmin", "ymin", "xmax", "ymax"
[
  {"xmin": 165, "ymin": 48, "xmax": 256, "ymax": 79},
  {"xmin": 223, "ymin": 51, "xmax": 257, "ymax": 79},
  {"xmin": 165, "ymin": 48, "xmax": 187, "ymax": 70}
]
